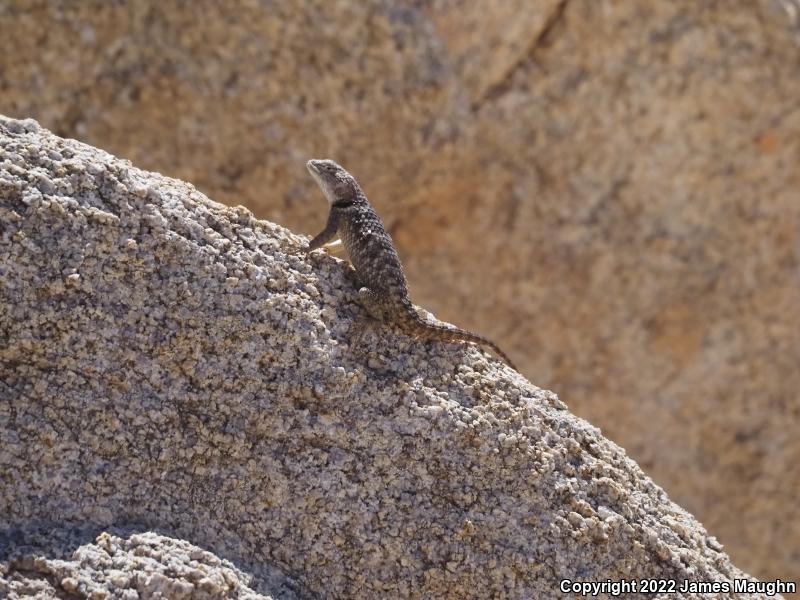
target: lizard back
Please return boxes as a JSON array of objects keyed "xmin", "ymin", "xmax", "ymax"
[{"xmin": 337, "ymin": 197, "xmax": 409, "ymax": 306}]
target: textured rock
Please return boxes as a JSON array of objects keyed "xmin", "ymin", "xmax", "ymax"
[
  {"xmin": 0, "ymin": 529, "xmax": 284, "ymax": 600},
  {"xmin": 0, "ymin": 118, "xmax": 780, "ymax": 598},
  {"xmin": 2, "ymin": 0, "xmax": 799, "ymax": 587}
]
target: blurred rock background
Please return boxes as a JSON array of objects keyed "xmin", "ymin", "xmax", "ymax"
[{"xmin": 1, "ymin": 0, "xmax": 798, "ymax": 587}]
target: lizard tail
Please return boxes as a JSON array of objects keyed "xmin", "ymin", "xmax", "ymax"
[{"xmin": 398, "ymin": 302, "xmax": 517, "ymax": 370}]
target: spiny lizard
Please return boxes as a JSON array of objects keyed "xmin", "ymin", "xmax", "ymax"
[{"xmin": 304, "ymin": 159, "xmax": 516, "ymax": 370}]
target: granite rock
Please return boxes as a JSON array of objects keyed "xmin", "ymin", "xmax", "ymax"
[
  {"xmin": 0, "ymin": 117, "xmax": 781, "ymax": 599},
  {"xmin": 0, "ymin": 528, "xmax": 285, "ymax": 600}
]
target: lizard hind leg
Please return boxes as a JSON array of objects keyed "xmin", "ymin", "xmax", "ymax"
[
  {"xmin": 357, "ymin": 286, "xmax": 390, "ymax": 322},
  {"xmin": 347, "ymin": 287, "xmax": 387, "ymax": 360}
]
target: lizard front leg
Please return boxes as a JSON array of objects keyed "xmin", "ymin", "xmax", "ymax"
[{"xmin": 304, "ymin": 209, "xmax": 340, "ymax": 252}]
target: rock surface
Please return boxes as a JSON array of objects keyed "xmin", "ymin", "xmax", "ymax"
[
  {"xmin": 0, "ymin": 118, "xmax": 779, "ymax": 598},
  {"xmin": 0, "ymin": 529, "xmax": 285, "ymax": 600},
  {"xmin": 1, "ymin": 2, "xmax": 798, "ymax": 583},
  {"xmin": 0, "ymin": 119, "xmax": 780, "ymax": 598}
]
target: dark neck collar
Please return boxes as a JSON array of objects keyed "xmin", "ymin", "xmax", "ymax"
[{"xmin": 333, "ymin": 196, "xmax": 357, "ymax": 208}]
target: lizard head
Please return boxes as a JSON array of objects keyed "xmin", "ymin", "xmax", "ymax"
[{"xmin": 306, "ymin": 159, "xmax": 361, "ymax": 206}]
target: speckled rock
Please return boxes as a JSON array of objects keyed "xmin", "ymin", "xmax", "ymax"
[
  {"xmin": 0, "ymin": 118, "xmax": 781, "ymax": 599},
  {"xmin": 0, "ymin": 529, "xmax": 284, "ymax": 600},
  {"xmin": 1, "ymin": 2, "xmax": 797, "ymax": 583}
]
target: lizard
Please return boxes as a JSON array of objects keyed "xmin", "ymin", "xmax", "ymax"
[{"xmin": 303, "ymin": 158, "xmax": 517, "ymax": 371}]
